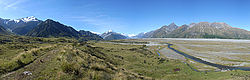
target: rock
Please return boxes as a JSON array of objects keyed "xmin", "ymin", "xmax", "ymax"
[{"xmin": 23, "ymin": 71, "xmax": 32, "ymax": 75}]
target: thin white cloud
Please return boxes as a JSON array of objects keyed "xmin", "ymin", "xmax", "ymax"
[
  {"xmin": 2, "ymin": 0, "xmax": 29, "ymax": 10},
  {"xmin": 67, "ymin": 15, "xmax": 125, "ymax": 29},
  {"xmin": 127, "ymin": 34, "xmax": 136, "ymax": 37},
  {"xmin": 65, "ymin": 14, "xmax": 128, "ymax": 34}
]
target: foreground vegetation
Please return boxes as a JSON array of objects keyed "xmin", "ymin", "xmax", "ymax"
[{"xmin": 0, "ymin": 35, "xmax": 250, "ymax": 80}]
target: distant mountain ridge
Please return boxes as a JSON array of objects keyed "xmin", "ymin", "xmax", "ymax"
[
  {"xmin": 1, "ymin": 16, "xmax": 249, "ymax": 40},
  {"xmin": 144, "ymin": 23, "xmax": 179, "ymax": 38},
  {"xmin": 25, "ymin": 19, "xmax": 102, "ymax": 41},
  {"xmin": 137, "ymin": 22, "xmax": 250, "ymax": 39},
  {"xmin": 0, "ymin": 16, "xmax": 42, "ymax": 35},
  {"xmin": 101, "ymin": 30, "xmax": 128, "ymax": 40},
  {"xmin": 79, "ymin": 30, "xmax": 103, "ymax": 41}
]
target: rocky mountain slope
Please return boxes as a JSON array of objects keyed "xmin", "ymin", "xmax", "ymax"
[
  {"xmin": 0, "ymin": 25, "xmax": 9, "ymax": 34},
  {"xmin": 170, "ymin": 22, "xmax": 250, "ymax": 39},
  {"xmin": 137, "ymin": 22, "xmax": 250, "ymax": 39}
]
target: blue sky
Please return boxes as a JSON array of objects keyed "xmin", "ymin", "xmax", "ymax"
[{"xmin": 0, "ymin": 0, "xmax": 249, "ymax": 35}]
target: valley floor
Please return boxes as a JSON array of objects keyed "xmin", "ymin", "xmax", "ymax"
[
  {"xmin": 0, "ymin": 35, "xmax": 250, "ymax": 80},
  {"xmin": 142, "ymin": 38, "xmax": 250, "ymax": 67}
]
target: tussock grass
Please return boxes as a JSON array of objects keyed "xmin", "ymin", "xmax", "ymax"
[{"xmin": 1, "ymin": 35, "xmax": 250, "ymax": 80}]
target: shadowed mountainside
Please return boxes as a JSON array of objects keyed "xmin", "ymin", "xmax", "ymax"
[{"xmin": 0, "ymin": 25, "xmax": 10, "ymax": 34}]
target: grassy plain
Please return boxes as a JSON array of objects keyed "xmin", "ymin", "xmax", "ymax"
[{"xmin": 0, "ymin": 36, "xmax": 250, "ymax": 80}]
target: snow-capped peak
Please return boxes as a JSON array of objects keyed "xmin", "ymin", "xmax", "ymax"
[
  {"xmin": 13, "ymin": 19, "xmax": 21, "ymax": 23},
  {"xmin": 10, "ymin": 16, "xmax": 39, "ymax": 23},
  {"xmin": 108, "ymin": 30, "xmax": 113, "ymax": 32},
  {"xmin": 20, "ymin": 16, "xmax": 38, "ymax": 22},
  {"xmin": 104, "ymin": 30, "xmax": 113, "ymax": 34}
]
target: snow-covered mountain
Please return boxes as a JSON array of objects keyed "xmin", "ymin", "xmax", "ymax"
[
  {"xmin": 0, "ymin": 16, "xmax": 42, "ymax": 35},
  {"xmin": 101, "ymin": 30, "xmax": 128, "ymax": 40},
  {"xmin": 12, "ymin": 16, "xmax": 39, "ymax": 23},
  {"xmin": 1, "ymin": 16, "xmax": 40, "ymax": 25}
]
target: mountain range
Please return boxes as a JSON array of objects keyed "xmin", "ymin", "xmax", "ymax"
[
  {"xmin": 0, "ymin": 16, "xmax": 249, "ymax": 40},
  {"xmin": 0, "ymin": 16, "xmax": 42, "ymax": 35},
  {"xmin": 136, "ymin": 22, "xmax": 250, "ymax": 39},
  {"xmin": 0, "ymin": 17, "xmax": 103, "ymax": 41},
  {"xmin": 26, "ymin": 19, "xmax": 103, "ymax": 41}
]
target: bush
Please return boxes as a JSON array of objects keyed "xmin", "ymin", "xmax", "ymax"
[{"xmin": 61, "ymin": 62, "xmax": 81, "ymax": 75}]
